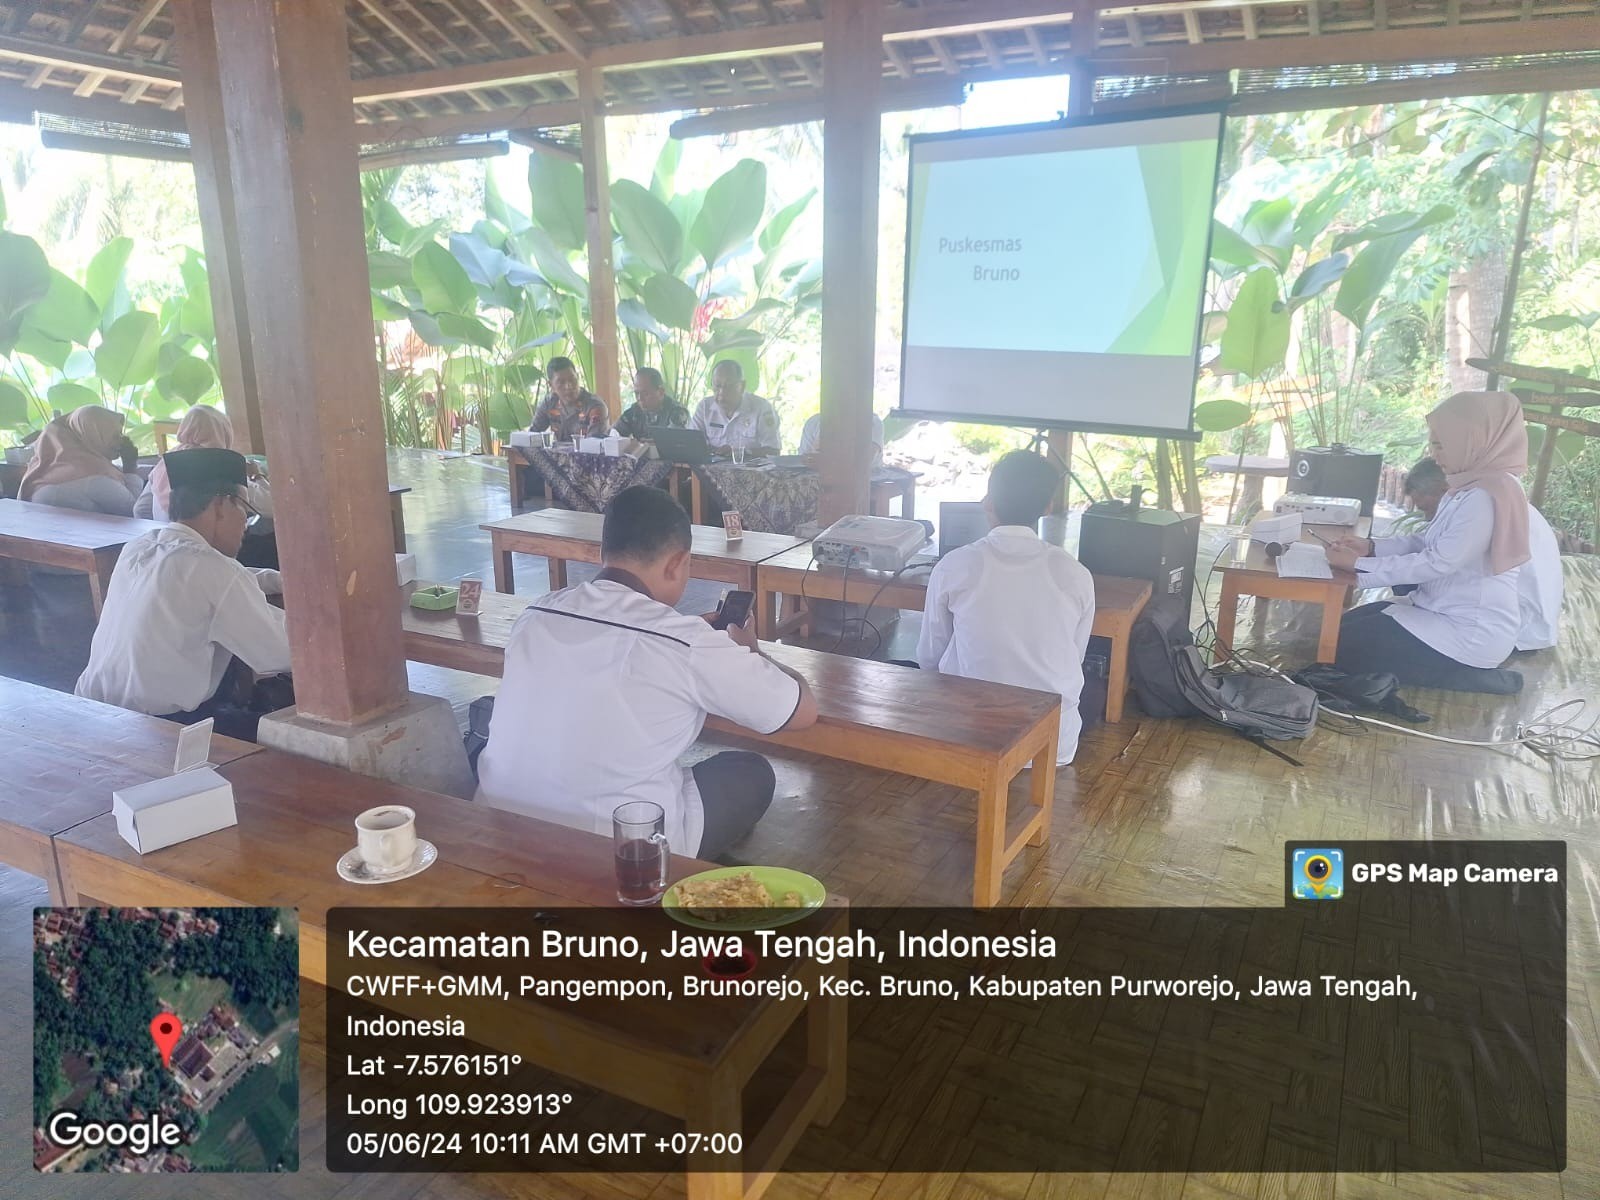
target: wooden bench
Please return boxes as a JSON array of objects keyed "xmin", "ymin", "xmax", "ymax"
[
  {"xmin": 400, "ymin": 584, "xmax": 1061, "ymax": 906},
  {"xmin": 0, "ymin": 677, "xmax": 262, "ymax": 900},
  {"xmin": 481, "ymin": 507, "xmax": 803, "ymax": 594},
  {"xmin": 754, "ymin": 546, "xmax": 1153, "ymax": 723},
  {"xmin": 50, "ymin": 744, "xmax": 846, "ymax": 1200},
  {"xmin": 0, "ymin": 498, "xmax": 164, "ymax": 615}
]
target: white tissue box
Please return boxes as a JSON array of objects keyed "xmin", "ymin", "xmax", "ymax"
[
  {"xmin": 508, "ymin": 430, "xmax": 537, "ymax": 448},
  {"xmin": 577, "ymin": 436, "xmax": 605, "ymax": 454},
  {"xmin": 395, "ymin": 553, "xmax": 417, "ymax": 586},
  {"xmin": 602, "ymin": 435, "xmax": 622, "ymax": 457},
  {"xmin": 114, "ymin": 768, "xmax": 237, "ymax": 854},
  {"xmin": 112, "ymin": 719, "xmax": 237, "ymax": 854}
]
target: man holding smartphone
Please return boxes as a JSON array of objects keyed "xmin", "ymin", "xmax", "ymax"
[{"xmin": 475, "ymin": 487, "xmax": 817, "ymax": 860}]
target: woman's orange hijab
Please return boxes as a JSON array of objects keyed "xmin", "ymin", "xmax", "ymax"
[
  {"xmin": 19, "ymin": 405, "xmax": 127, "ymax": 501},
  {"xmin": 148, "ymin": 405, "xmax": 235, "ymax": 517},
  {"xmin": 1426, "ymin": 390, "xmax": 1530, "ymax": 576}
]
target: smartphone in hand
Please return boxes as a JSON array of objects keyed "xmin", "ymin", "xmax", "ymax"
[{"xmin": 709, "ymin": 590, "xmax": 755, "ymax": 631}]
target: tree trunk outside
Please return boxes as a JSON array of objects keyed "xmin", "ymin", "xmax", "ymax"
[{"xmin": 1446, "ymin": 245, "xmax": 1507, "ymax": 391}]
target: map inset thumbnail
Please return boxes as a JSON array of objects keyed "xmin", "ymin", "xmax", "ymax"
[{"xmin": 33, "ymin": 907, "xmax": 300, "ymax": 1173}]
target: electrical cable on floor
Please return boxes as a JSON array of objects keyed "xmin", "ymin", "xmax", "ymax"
[{"xmin": 1191, "ymin": 532, "xmax": 1600, "ymax": 761}]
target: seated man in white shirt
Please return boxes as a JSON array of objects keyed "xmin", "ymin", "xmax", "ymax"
[
  {"xmin": 1405, "ymin": 456, "xmax": 1562, "ymax": 652},
  {"xmin": 798, "ymin": 411, "xmax": 883, "ymax": 466},
  {"xmin": 917, "ymin": 451, "xmax": 1096, "ymax": 766},
  {"xmin": 76, "ymin": 448, "xmax": 293, "ymax": 741},
  {"xmin": 475, "ymin": 486, "xmax": 818, "ymax": 859},
  {"xmin": 690, "ymin": 360, "xmax": 781, "ymax": 457}
]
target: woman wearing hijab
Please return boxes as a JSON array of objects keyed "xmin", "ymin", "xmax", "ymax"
[
  {"xmin": 19, "ymin": 405, "xmax": 143, "ymax": 515},
  {"xmin": 1326, "ymin": 391, "xmax": 1530, "ymax": 693},
  {"xmin": 136, "ymin": 405, "xmax": 277, "ymax": 568}
]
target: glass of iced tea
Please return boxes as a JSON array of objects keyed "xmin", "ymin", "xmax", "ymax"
[{"xmin": 613, "ymin": 801, "xmax": 669, "ymax": 905}]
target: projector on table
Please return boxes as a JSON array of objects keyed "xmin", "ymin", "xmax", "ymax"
[
  {"xmin": 1273, "ymin": 493, "xmax": 1363, "ymax": 526},
  {"xmin": 814, "ymin": 515, "xmax": 928, "ymax": 572}
]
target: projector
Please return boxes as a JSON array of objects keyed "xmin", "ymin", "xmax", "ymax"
[
  {"xmin": 1273, "ymin": 493, "xmax": 1363, "ymax": 526},
  {"xmin": 813, "ymin": 515, "xmax": 928, "ymax": 572}
]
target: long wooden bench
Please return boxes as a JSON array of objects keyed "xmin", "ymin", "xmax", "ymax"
[
  {"xmin": 0, "ymin": 498, "xmax": 164, "ymax": 615},
  {"xmin": 755, "ymin": 546, "xmax": 1154, "ymax": 723},
  {"xmin": 0, "ymin": 677, "xmax": 262, "ymax": 898},
  {"xmin": 47, "ymin": 741, "xmax": 845, "ymax": 1199},
  {"xmin": 400, "ymin": 584, "xmax": 1062, "ymax": 905},
  {"xmin": 482, "ymin": 506, "xmax": 802, "ymax": 595}
]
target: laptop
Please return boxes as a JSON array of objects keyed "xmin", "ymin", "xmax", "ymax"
[
  {"xmin": 651, "ymin": 427, "xmax": 715, "ymax": 465},
  {"xmin": 938, "ymin": 502, "xmax": 989, "ymax": 558}
]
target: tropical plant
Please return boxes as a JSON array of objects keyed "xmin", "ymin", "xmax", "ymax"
[{"xmin": 0, "ymin": 192, "xmax": 222, "ymax": 447}]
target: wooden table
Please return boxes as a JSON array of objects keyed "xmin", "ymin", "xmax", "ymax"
[
  {"xmin": 869, "ymin": 467, "xmax": 917, "ymax": 519},
  {"xmin": 388, "ymin": 483, "xmax": 410, "ymax": 552},
  {"xmin": 0, "ymin": 678, "xmax": 261, "ymax": 899},
  {"xmin": 0, "ymin": 498, "xmax": 164, "ymax": 615},
  {"xmin": 401, "ymin": 585, "xmax": 1061, "ymax": 906},
  {"xmin": 755, "ymin": 547, "xmax": 1153, "ymax": 723},
  {"xmin": 1213, "ymin": 518, "xmax": 1370, "ymax": 664},
  {"xmin": 482, "ymin": 507, "xmax": 803, "ymax": 594},
  {"xmin": 53, "ymin": 747, "xmax": 846, "ymax": 1199}
]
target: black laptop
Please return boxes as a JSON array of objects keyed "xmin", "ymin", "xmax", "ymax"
[{"xmin": 651, "ymin": 427, "xmax": 715, "ymax": 465}]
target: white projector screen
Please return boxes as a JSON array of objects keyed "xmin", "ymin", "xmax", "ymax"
[{"xmin": 898, "ymin": 109, "xmax": 1224, "ymax": 439}]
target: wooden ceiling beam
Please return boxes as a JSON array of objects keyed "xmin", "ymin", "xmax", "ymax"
[
  {"xmin": 0, "ymin": 76, "xmax": 186, "ymax": 129},
  {"xmin": 0, "ymin": 31, "xmax": 180, "ymax": 86},
  {"xmin": 1092, "ymin": 14, "xmax": 1600, "ymax": 71},
  {"xmin": 503, "ymin": 0, "xmax": 590, "ymax": 58},
  {"xmin": 668, "ymin": 75, "xmax": 969, "ymax": 135},
  {"xmin": 107, "ymin": 0, "xmax": 167, "ymax": 56},
  {"xmin": 354, "ymin": 50, "xmax": 574, "ymax": 100}
]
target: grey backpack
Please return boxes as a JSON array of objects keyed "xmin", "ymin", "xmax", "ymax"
[{"xmin": 1173, "ymin": 647, "xmax": 1319, "ymax": 742}]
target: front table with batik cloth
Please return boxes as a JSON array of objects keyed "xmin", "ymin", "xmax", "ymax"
[
  {"xmin": 692, "ymin": 462, "xmax": 919, "ymax": 534},
  {"xmin": 525, "ymin": 447, "xmax": 674, "ymax": 512},
  {"xmin": 694, "ymin": 461, "xmax": 818, "ymax": 533}
]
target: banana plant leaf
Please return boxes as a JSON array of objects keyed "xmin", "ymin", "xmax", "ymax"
[
  {"xmin": 611, "ymin": 179, "xmax": 684, "ymax": 276},
  {"xmin": 529, "ymin": 155, "xmax": 588, "ymax": 255},
  {"xmin": 95, "ymin": 310, "xmax": 163, "ymax": 390},
  {"xmin": 690, "ymin": 159, "xmax": 766, "ymax": 271},
  {"xmin": 84, "ymin": 237, "xmax": 134, "ymax": 311}
]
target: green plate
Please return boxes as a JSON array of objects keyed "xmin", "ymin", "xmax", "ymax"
[
  {"xmin": 662, "ymin": 866, "xmax": 826, "ymax": 932},
  {"xmin": 409, "ymin": 586, "xmax": 459, "ymax": 611}
]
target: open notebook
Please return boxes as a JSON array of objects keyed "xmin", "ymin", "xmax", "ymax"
[{"xmin": 1275, "ymin": 542, "xmax": 1333, "ymax": 580}]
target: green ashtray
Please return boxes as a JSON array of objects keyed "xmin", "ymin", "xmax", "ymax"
[{"xmin": 409, "ymin": 586, "xmax": 459, "ymax": 611}]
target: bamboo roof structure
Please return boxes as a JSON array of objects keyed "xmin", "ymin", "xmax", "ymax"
[{"xmin": 1, "ymin": 0, "xmax": 1599, "ymax": 148}]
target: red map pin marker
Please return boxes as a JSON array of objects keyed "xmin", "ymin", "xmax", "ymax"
[{"xmin": 150, "ymin": 1014, "xmax": 182, "ymax": 1068}]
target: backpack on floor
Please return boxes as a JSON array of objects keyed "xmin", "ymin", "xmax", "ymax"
[
  {"xmin": 1173, "ymin": 647, "xmax": 1319, "ymax": 742},
  {"xmin": 1128, "ymin": 597, "xmax": 1199, "ymax": 718}
]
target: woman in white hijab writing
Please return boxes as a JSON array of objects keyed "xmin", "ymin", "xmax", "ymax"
[{"xmin": 1326, "ymin": 390, "xmax": 1530, "ymax": 694}]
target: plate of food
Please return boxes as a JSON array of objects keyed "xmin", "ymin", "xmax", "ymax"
[{"xmin": 662, "ymin": 866, "xmax": 826, "ymax": 931}]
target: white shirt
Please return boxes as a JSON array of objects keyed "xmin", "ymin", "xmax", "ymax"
[
  {"xmin": 798, "ymin": 413, "xmax": 883, "ymax": 464},
  {"xmin": 474, "ymin": 578, "xmax": 802, "ymax": 854},
  {"xmin": 690, "ymin": 394, "xmax": 780, "ymax": 450},
  {"xmin": 1355, "ymin": 485, "xmax": 1521, "ymax": 668},
  {"xmin": 916, "ymin": 526, "xmax": 1096, "ymax": 765},
  {"xmin": 76, "ymin": 524, "xmax": 290, "ymax": 715},
  {"xmin": 1516, "ymin": 506, "xmax": 1562, "ymax": 651}
]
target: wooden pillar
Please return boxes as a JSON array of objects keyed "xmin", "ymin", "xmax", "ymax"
[
  {"xmin": 577, "ymin": 66, "xmax": 621, "ymax": 420},
  {"xmin": 817, "ymin": 0, "xmax": 882, "ymax": 523},
  {"xmin": 170, "ymin": 0, "xmax": 265, "ymax": 454},
  {"xmin": 190, "ymin": 0, "xmax": 410, "ymax": 726},
  {"xmin": 1068, "ymin": 0, "xmax": 1098, "ymax": 117}
]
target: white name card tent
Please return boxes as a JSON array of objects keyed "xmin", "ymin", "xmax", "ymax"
[{"xmin": 113, "ymin": 719, "xmax": 238, "ymax": 854}]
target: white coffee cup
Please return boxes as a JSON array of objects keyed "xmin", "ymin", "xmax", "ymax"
[{"xmin": 354, "ymin": 805, "xmax": 417, "ymax": 876}]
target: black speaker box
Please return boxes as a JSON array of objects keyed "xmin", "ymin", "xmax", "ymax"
[
  {"xmin": 1289, "ymin": 445, "xmax": 1384, "ymax": 516},
  {"xmin": 1078, "ymin": 506, "xmax": 1201, "ymax": 616}
]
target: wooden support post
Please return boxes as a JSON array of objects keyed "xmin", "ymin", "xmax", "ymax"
[
  {"xmin": 577, "ymin": 65, "xmax": 621, "ymax": 421},
  {"xmin": 169, "ymin": 0, "xmax": 266, "ymax": 454},
  {"xmin": 192, "ymin": 0, "xmax": 410, "ymax": 726},
  {"xmin": 817, "ymin": 0, "xmax": 882, "ymax": 524}
]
